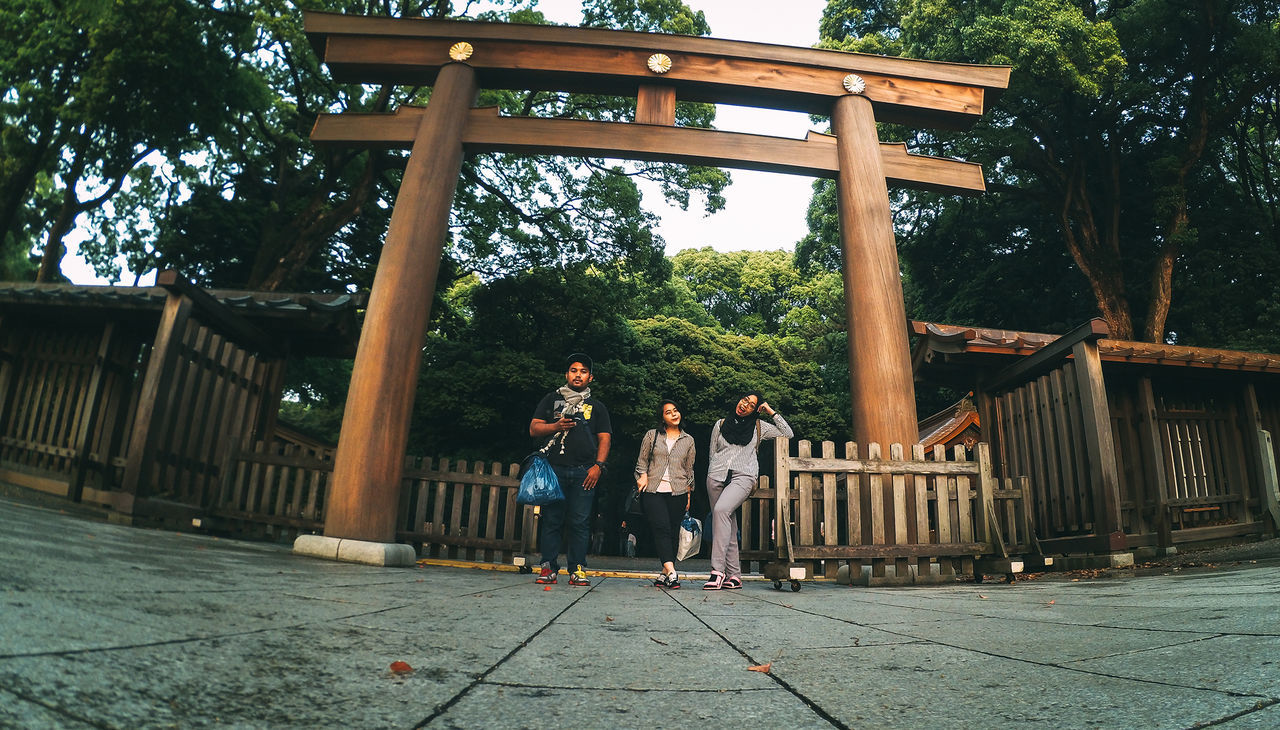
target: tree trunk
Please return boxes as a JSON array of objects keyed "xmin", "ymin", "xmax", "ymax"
[
  {"xmin": 35, "ymin": 155, "xmax": 87, "ymax": 283},
  {"xmin": 249, "ymin": 154, "xmax": 377, "ymax": 291},
  {"xmin": 1056, "ymin": 157, "xmax": 1135, "ymax": 340}
]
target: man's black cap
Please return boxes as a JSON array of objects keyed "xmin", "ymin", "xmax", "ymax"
[{"xmin": 565, "ymin": 352, "xmax": 593, "ymax": 373}]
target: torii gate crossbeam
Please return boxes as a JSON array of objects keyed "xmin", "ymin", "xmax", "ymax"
[{"xmin": 300, "ymin": 11, "xmax": 1011, "ymax": 554}]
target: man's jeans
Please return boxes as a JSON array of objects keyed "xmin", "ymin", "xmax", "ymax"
[{"xmin": 538, "ymin": 464, "xmax": 596, "ymax": 572}]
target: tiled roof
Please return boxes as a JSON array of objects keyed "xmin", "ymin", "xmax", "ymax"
[
  {"xmin": 911, "ymin": 321, "xmax": 1280, "ymax": 374},
  {"xmin": 0, "ymin": 281, "xmax": 363, "ymax": 357},
  {"xmin": 916, "ymin": 395, "xmax": 980, "ymax": 448}
]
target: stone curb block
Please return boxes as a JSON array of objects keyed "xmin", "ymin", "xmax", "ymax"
[{"xmin": 293, "ymin": 535, "xmax": 417, "ymax": 567}]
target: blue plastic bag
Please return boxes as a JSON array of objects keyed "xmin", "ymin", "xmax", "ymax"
[{"xmin": 517, "ymin": 453, "xmax": 564, "ymax": 506}]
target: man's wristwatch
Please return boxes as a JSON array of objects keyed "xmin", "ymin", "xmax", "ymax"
[{"xmin": 594, "ymin": 461, "xmax": 608, "ymax": 472}]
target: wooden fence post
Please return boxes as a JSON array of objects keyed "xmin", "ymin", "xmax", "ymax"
[
  {"xmin": 1136, "ymin": 377, "xmax": 1173, "ymax": 547},
  {"xmin": 976, "ymin": 442, "xmax": 997, "ymax": 550},
  {"xmin": 1244, "ymin": 383, "xmax": 1280, "ymax": 532},
  {"xmin": 68, "ymin": 322, "xmax": 116, "ymax": 502},
  {"xmin": 1071, "ymin": 338, "xmax": 1126, "ymax": 551},
  {"xmin": 774, "ymin": 436, "xmax": 793, "ymax": 565},
  {"xmin": 120, "ymin": 292, "xmax": 194, "ymax": 508}
]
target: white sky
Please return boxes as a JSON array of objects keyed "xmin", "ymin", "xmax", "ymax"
[
  {"xmin": 533, "ymin": 0, "xmax": 831, "ymax": 256},
  {"xmin": 62, "ymin": 0, "xmax": 828, "ymax": 284}
]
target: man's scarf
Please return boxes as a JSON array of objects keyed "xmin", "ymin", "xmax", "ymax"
[
  {"xmin": 557, "ymin": 384, "xmax": 591, "ymax": 414},
  {"xmin": 546, "ymin": 385, "xmax": 592, "ymax": 455}
]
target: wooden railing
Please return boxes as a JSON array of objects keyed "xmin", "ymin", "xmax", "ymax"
[
  {"xmin": 214, "ymin": 437, "xmax": 1034, "ymax": 580},
  {"xmin": 211, "ymin": 442, "xmax": 332, "ymax": 538},
  {"xmin": 395, "ymin": 457, "xmax": 533, "ymax": 563},
  {"xmin": 738, "ymin": 439, "xmax": 1033, "ymax": 582},
  {"xmin": 214, "ymin": 444, "xmax": 533, "ymax": 557}
]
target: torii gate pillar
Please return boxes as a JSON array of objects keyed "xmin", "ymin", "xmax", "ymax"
[
  {"xmin": 832, "ymin": 94, "xmax": 919, "ymax": 447},
  {"xmin": 303, "ymin": 62, "xmax": 477, "ymax": 559}
]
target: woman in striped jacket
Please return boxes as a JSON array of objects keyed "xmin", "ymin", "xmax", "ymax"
[{"xmin": 634, "ymin": 399, "xmax": 696, "ymax": 588}]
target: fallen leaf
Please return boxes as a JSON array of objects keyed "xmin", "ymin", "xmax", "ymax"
[
  {"xmin": 606, "ymin": 616, "xmax": 614, "ymax": 622},
  {"xmin": 1046, "ymin": 599, "xmax": 1056, "ymax": 606},
  {"xmin": 978, "ymin": 594, "xmax": 987, "ymax": 599},
  {"xmin": 389, "ymin": 661, "xmax": 413, "ymax": 675},
  {"xmin": 747, "ymin": 662, "xmax": 772, "ymax": 673}
]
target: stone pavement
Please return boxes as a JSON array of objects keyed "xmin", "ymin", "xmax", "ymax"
[{"xmin": 2, "ymin": 495, "xmax": 1278, "ymax": 729}]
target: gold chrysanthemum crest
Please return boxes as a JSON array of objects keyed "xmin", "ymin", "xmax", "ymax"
[
  {"xmin": 449, "ymin": 42, "xmax": 474, "ymax": 61},
  {"xmin": 842, "ymin": 73, "xmax": 866, "ymax": 94},
  {"xmin": 646, "ymin": 53, "xmax": 673, "ymax": 74}
]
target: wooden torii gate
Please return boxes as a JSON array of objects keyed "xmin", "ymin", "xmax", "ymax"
[{"xmin": 299, "ymin": 11, "xmax": 1010, "ymax": 561}]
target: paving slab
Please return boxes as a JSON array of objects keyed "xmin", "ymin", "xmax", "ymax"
[{"xmin": 2, "ymin": 495, "xmax": 1278, "ymax": 729}]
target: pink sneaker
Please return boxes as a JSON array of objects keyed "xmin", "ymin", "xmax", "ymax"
[{"xmin": 702, "ymin": 572, "xmax": 724, "ymax": 590}]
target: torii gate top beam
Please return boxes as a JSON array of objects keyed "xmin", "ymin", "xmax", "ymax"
[{"xmin": 304, "ymin": 11, "xmax": 1010, "ymax": 131}]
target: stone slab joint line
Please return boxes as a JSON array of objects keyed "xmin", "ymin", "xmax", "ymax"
[
  {"xmin": 0, "ymin": 603, "xmax": 416, "ymax": 661},
  {"xmin": 0, "ymin": 684, "xmax": 111, "ymax": 730},
  {"xmin": 667, "ymin": 591, "xmax": 848, "ymax": 729},
  {"xmin": 412, "ymin": 580, "xmax": 600, "ymax": 728},
  {"xmin": 795, "ymin": 593, "xmax": 1280, "ymax": 638},
  {"xmin": 738, "ymin": 595, "xmax": 1280, "ymax": 704}
]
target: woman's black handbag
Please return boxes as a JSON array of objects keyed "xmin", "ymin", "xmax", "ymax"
[
  {"xmin": 622, "ymin": 482, "xmax": 642, "ymax": 515},
  {"xmin": 625, "ymin": 430, "xmax": 657, "ymax": 515}
]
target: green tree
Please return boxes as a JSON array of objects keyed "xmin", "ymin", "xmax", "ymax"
[
  {"xmin": 0, "ymin": 0, "xmax": 255, "ymax": 282},
  {"xmin": 66, "ymin": 0, "xmax": 729, "ymax": 293},
  {"xmin": 807, "ymin": 0, "xmax": 1280, "ymax": 343}
]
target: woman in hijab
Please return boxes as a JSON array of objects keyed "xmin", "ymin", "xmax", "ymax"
[{"xmin": 703, "ymin": 392, "xmax": 793, "ymax": 590}]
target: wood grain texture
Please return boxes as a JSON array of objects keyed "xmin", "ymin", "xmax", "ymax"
[
  {"xmin": 324, "ymin": 63, "xmax": 478, "ymax": 543},
  {"xmin": 312, "ymin": 107, "xmax": 987, "ymax": 193},
  {"xmin": 833, "ymin": 94, "xmax": 919, "ymax": 448},
  {"xmin": 635, "ymin": 84, "xmax": 675, "ymax": 125},
  {"xmin": 306, "ymin": 12, "xmax": 1009, "ymax": 129}
]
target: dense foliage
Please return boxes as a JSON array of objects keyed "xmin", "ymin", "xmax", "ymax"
[
  {"xmin": 9, "ymin": 0, "xmax": 1280, "ymax": 486},
  {"xmin": 802, "ymin": 0, "xmax": 1280, "ymax": 346}
]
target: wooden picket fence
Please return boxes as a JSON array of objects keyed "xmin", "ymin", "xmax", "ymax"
[
  {"xmin": 738, "ymin": 439, "xmax": 1035, "ymax": 582},
  {"xmin": 212, "ymin": 444, "xmax": 533, "ymax": 558},
  {"xmin": 213, "ymin": 436, "xmax": 1035, "ymax": 581},
  {"xmin": 210, "ymin": 442, "xmax": 333, "ymax": 538},
  {"xmin": 395, "ymin": 457, "xmax": 534, "ymax": 563}
]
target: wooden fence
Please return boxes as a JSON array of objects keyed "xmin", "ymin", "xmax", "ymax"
[
  {"xmin": 0, "ymin": 276, "xmax": 288, "ymax": 522},
  {"xmin": 213, "ymin": 444, "xmax": 535, "ymax": 560},
  {"xmin": 213, "ymin": 436, "xmax": 1034, "ymax": 581},
  {"xmin": 976, "ymin": 319, "xmax": 1274, "ymax": 552},
  {"xmin": 738, "ymin": 439, "xmax": 1032, "ymax": 582},
  {"xmin": 211, "ymin": 441, "xmax": 333, "ymax": 538},
  {"xmin": 396, "ymin": 457, "xmax": 532, "ymax": 563},
  {"xmin": 122, "ymin": 294, "xmax": 284, "ymax": 518},
  {"xmin": 0, "ymin": 321, "xmax": 146, "ymax": 503},
  {"xmin": 990, "ymin": 361, "xmax": 1099, "ymax": 540}
]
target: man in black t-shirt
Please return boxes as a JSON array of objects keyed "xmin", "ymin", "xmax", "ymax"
[{"xmin": 528, "ymin": 353, "xmax": 612, "ymax": 587}]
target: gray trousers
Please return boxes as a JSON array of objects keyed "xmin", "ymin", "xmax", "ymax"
[{"xmin": 706, "ymin": 472, "xmax": 755, "ymax": 578}]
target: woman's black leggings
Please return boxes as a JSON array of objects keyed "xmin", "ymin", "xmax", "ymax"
[{"xmin": 641, "ymin": 491, "xmax": 688, "ymax": 565}]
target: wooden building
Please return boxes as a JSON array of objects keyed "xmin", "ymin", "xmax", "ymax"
[
  {"xmin": 0, "ymin": 274, "xmax": 359, "ymax": 526},
  {"xmin": 912, "ymin": 319, "xmax": 1280, "ymax": 554}
]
